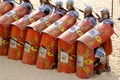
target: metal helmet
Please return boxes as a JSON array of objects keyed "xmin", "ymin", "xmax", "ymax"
[
  {"xmin": 55, "ymin": 0, "xmax": 63, "ymax": 6},
  {"xmin": 101, "ymin": 8, "xmax": 109, "ymax": 13},
  {"xmin": 85, "ymin": 5, "xmax": 93, "ymax": 11},
  {"xmin": 66, "ymin": 0, "xmax": 74, "ymax": 5}
]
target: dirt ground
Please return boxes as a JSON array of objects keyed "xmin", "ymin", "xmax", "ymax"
[{"xmin": 0, "ymin": 0, "xmax": 120, "ymax": 80}]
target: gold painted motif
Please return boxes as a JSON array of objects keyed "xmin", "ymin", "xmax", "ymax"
[
  {"xmin": 59, "ymin": 26, "xmax": 65, "ymax": 32},
  {"xmin": 95, "ymin": 36, "xmax": 102, "ymax": 44},
  {"xmin": 47, "ymin": 51, "xmax": 54, "ymax": 56},
  {"xmin": 82, "ymin": 66, "xmax": 90, "ymax": 77},
  {"xmin": 84, "ymin": 59, "xmax": 93, "ymax": 65},
  {"xmin": 13, "ymin": 15, "xmax": 19, "ymax": 21},
  {"xmin": 76, "ymin": 30, "xmax": 83, "ymax": 36},
  {"xmin": 45, "ymin": 21, "xmax": 51, "ymax": 26},
  {"xmin": 29, "ymin": 18, "xmax": 35, "ymax": 23},
  {"xmin": 31, "ymin": 46, "xmax": 38, "ymax": 52}
]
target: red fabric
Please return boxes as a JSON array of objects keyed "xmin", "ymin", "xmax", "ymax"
[{"xmin": 102, "ymin": 38, "xmax": 113, "ymax": 56}]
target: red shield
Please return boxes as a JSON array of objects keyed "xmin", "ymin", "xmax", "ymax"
[
  {"xmin": 8, "ymin": 10, "xmax": 46, "ymax": 60},
  {"xmin": 0, "ymin": 5, "xmax": 28, "ymax": 55},
  {"xmin": 76, "ymin": 22, "xmax": 114, "ymax": 79},
  {"xmin": 57, "ymin": 18, "xmax": 95, "ymax": 73},
  {"xmin": 78, "ymin": 22, "xmax": 114, "ymax": 49},
  {"xmin": 36, "ymin": 14, "xmax": 77, "ymax": 69},
  {"xmin": 0, "ymin": 1, "xmax": 13, "ymax": 17},
  {"xmin": 22, "ymin": 13, "xmax": 61, "ymax": 64}
]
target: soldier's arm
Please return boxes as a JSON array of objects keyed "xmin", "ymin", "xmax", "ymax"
[{"xmin": 19, "ymin": 0, "xmax": 22, "ymax": 4}]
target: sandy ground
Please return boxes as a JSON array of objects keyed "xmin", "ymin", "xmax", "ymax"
[{"xmin": 0, "ymin": 0, "xmax": 120, "ymax": 80}]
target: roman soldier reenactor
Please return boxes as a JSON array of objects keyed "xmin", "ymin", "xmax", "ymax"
[{"xmin": 94, "ymin": 8, "xmax": 114, "ymax": 74}]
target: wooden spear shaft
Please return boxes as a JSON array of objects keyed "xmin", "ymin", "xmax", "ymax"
[{"xmin": 111, "ymin": 0, "xmax": 114, "ymax": 18}]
